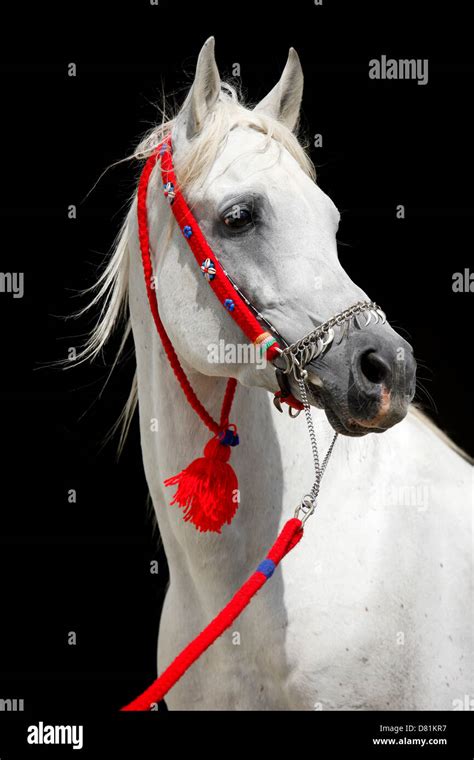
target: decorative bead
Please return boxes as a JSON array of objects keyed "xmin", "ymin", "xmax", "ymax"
[
  {"xmin": 266, "ymin": 343, "xmax": 281, "ymax": 362},
  {"xmin": 255, "ymin": 333, "xmax": 278, "ymax": 357},
  {"xmin": 163, "ymin": 181, "xmax": 175, "ymax": 204},
  {"xmin": 200, "ymin": 258, "xmax": 217, "ymax": 281},
  {"xmin": 224, "ymin": 298, "xmax": 235, "ymax": 312},
  {"xmin": 254, "ymin": 331, "xmax": 272, "ymax": 345},
  {"xmin": 183, "ymin": 225, "xmax": 193, "ymax": 238},
  {"xmin": 218, "ymin": 428, "xmax": 240, "ymax": 447}
]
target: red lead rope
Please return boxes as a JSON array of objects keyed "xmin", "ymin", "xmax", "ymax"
[{"xmin": 121, "ymin": 517, "xmax": 303, "ymax": 710}]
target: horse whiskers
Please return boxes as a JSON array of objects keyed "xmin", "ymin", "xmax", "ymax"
[{"xmin": 414, "ymin": 380, "xmax": 438, "ymax": 414}]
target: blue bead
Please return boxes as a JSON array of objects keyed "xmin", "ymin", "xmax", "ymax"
[
  {"xmin": 257, "ymin": 559, "xmax": 276, "ymax": 578},
  {"xmin": 224, "ymin": 298, "xmax": 235, "ymax": 312},
  {"xmin": 218, "ymin": 429, "xmax": 240, "ymax": 447},
  {"xmin": 183, "ymin": 225, "xmax": 193, "ymax": 238},
  {"xmin": 219, "ymin": 430, "xmax": 231, "ymax": 445}
]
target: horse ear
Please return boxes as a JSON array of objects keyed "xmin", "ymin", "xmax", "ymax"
[
  {"xmin": 253, "ymin": 48, "xmax": 303, "ymax": 131},
  {"xmin": 176, "ymin": 36, "xmax": 221, "ymax": 141}
]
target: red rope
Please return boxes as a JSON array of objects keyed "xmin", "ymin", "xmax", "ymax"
[
  {"xmin": 137, "ymin": 146, "xmax": 237, "ymax": 435},
  {"xmin": 219, "ymin": 373, "xmax": 237, "ymax": 427},
  {"xmin": 121, "ymin": 517, "xmax": 303, "ymax": 710}
]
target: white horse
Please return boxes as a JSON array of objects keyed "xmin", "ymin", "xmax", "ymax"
[{"xmin": 85, "ymin": 38, "xmax": 472, "ymax": 710}]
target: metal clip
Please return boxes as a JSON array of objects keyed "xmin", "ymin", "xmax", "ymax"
[
  {"xmin": 288, "ymin": 406, "xmax": 302, "ymax": 418},
  {"xmin": 294, "ymin": 494, "xmax": 318, "ymax": 525}
]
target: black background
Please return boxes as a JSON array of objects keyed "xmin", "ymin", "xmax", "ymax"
[{"xmin": 0, "ymin": 0, "xmax": 472, "ymax": 740}]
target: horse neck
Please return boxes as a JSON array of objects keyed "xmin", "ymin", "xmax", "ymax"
[
  {"xmin": 128, "ymin": 205, "xmax": 285, "ymax": 590},
  {"xmin": 136, "ymin": 342, "xmax": 287, "ymax": 587}
]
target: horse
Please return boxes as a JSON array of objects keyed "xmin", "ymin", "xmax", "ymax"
[{"xmin": 83, "ymin": 38, "xmax": 472, "ymax": 710}]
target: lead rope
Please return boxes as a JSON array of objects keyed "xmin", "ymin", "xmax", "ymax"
[{"xmin": 121, "ymin": 374, "xmax": 338, "ymax": 711}]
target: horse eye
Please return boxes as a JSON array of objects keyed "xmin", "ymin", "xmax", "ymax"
[{"xmin": 223, "ymin": 206, "xmax": 253, "ymax": 229}]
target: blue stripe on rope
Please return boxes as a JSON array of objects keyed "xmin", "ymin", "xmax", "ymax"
[{"xmin": 256, "ymin": 559, "xmax": 276, "ymax": 578}]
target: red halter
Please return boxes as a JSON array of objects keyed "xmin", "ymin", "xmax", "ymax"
[
  {"xmin": 123, "ymin": 133, "xmax": 386, "ymax": 711},
  {"xmin": 137, "ymin": 136, "xmax": 282, "ymax": 533}
]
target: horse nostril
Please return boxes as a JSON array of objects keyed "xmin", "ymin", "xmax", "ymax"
[{"xmin": 360, "ymin": 350, "xmax": 391, "ymax": 385}]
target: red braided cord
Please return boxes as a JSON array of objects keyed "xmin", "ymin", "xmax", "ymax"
[
  {"xmin": 121, "ymin": 517, "xmax": 303, "ymax": 710},
  {"xmin": 219, "ymin": 373, "xmax": 237, "ymax": 427},
  {"xmin": 137, "ymin": 148, "xmax": 237, "ymax": 435}
]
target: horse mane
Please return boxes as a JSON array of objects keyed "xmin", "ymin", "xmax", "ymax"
[{"xmin": 76, "ymin": 81, "xmax": 316, "ymax": 450}]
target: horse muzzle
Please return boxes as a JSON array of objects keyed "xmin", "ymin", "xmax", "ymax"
[
  {"xmin": 273, "ymin": 302, "xmax": 417, "ymax": 437},
  {"xmin": 307, "ymin": 327, "xmax": 416, "ymax": 436}
]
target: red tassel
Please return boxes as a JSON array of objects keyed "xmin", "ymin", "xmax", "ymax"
[{"xmin": 164, "ymin": 436, "xmax": 239, "ymax": 533}]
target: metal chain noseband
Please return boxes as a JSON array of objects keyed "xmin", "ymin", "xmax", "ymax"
[{"xmin": 275, "ymin": 300, "xmax": 386, "ymax": 380}]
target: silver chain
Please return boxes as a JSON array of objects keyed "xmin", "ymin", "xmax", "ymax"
[
  {"xmin": 278, "ymin": 301, "xmax": 386, "ymax": 380},
  {"xmin": 294, "ymin": 374, "xmax": 338, "ymax": 525}
]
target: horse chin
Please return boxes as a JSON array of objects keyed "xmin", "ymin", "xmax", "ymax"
[
  {"xmin": 323, "ymin": 394, "xmax": 411, "ymax": 437},
  {"xmin": 304, "ymin": 383, "xmax": 387, "ymax": 437},
  {"xmin": 324, "ymin": 405, "xmax": 377, "ymax": 437}
]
